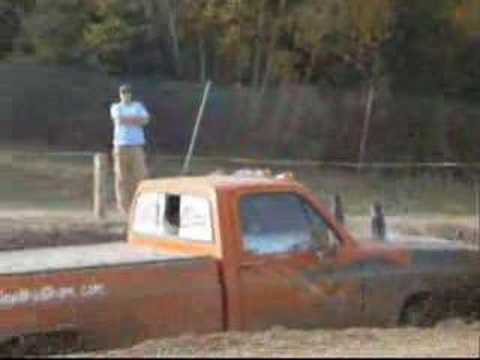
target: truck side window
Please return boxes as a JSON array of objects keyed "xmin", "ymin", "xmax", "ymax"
[
  {"xmin": 133, "ymin": 192, "xmax": 214, "ymax": 243},
  {"xmin": 301, "ymin": 200, "xmax": 339, "ymax": 253},
  {"xmin": 162, "ymin": 194, "xmax": 213, "ymax": 242},
  {"xmin": 178, "ymin": 195, "xmax": 213, "ymax": 242},
  {"xmin": 240, "ymin": 193, "xmax": 339, "ymax": 255},
  {"xmin": 164, "ymin": 194, "xmax": 181, "ymax": 236},
  {"xmin": 132, "ymin": 192, "xmax": 161, "ymax": 235}
]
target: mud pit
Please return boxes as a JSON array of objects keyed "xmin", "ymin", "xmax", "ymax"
[
  {"xmin": 1, "ymin": 211, "xmax": 479, "ymax": 358},
  {"xmin": 0, "ymin": 212, "xmax": 125, "ymax": 251}
]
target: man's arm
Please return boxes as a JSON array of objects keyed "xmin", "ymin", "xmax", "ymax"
[
  {"xmin": 111, "ymin": 103, "xmax": 121, "ymax": 124},
  {"xmin": 122, "ymin": 116, "xmax": 149, "ymax": 126},
  {"xmin": 121, "ymin": 103, "xmax": 150, "ymax": 127}
]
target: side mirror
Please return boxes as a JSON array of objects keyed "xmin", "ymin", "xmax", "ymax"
[
  {"xmin": 317, "ymin": 237, "xmax": 339, "ymax": 261},
  {"xmin": 325, "ymin": 242, "xmax": 339, "ymax": 258},
  {"xmin": 316, "ymin": 247, "xmax": 337, "ymax": 265}
]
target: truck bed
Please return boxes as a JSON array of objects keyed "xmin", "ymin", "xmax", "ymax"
[
  {"xmin": 0, "ymin": 242, "xmax": 188, "ymax": 275},
  {"xmin": 0, "ymin": 241, "xmax": 222, "ymax": 346}
]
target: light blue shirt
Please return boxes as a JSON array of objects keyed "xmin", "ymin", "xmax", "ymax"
[{"xmin": 110, "ymin": 101, "xmax": 150, "ymax": 147}]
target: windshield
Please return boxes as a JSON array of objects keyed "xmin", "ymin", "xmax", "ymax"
[{"xmin": 240, "ymin": 193, "xmax": 339, "ymax": 255}]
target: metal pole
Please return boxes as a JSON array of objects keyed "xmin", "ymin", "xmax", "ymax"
[
  {"xmin": 181, "ymin": 80, "xmax": 212, "ymax": 175},
  {"xmin": 371, "ymin": 201, "xmax": 386, "ymax": 242},
  {"xmin": 331, "ymin": 194, "xmax": 345, "ymax": 225},
  {"xmin": 475, "ymin": 179, "xmax": 480, "ymax": 250}
]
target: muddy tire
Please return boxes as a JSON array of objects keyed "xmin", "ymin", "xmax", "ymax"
[
  {"xmin": 0, "ymin": 337, "xmax": 26, "ymax": 358},
  {"xmin": 400, "ymin": 294, "xmax": 441, "ymax": 327},
  {"xmin": 0, "ymin": 332, "xmax": 84, "ymax": 357}
]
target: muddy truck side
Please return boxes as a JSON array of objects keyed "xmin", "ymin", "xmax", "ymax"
[{"xmin": 1, "ymin": 174, "xmax": 480, "ymax": 354}]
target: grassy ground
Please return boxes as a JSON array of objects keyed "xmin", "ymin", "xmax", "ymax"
[
  {"xmin": 1, "ymin": 149, "xmax": 92, "ymax": 210},
  {"xmin": 2, "ymin": 147, "xmax": 479, "ymax": 246},
  {"xmin": 2, "ymin": 147, "xmax": 478, "ymax": 216}
]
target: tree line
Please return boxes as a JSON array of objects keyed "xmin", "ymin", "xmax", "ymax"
[{"xmin": 1, "ymin": 0, "xmax": 480, "ymax": 162}]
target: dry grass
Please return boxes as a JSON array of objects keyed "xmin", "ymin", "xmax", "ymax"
[
  {"xmin": 1, "ymin": 147, "xmax": 478, "ymax": 249},
  {"xmin": 1, "ymin": 147, "xmax": 477, "ymax": 215},
  {"xmin": 73, "ymin": 321, "xmax": 480, "ymax": 358}
]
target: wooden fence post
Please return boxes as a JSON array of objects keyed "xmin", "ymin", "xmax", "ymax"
[
  {"xmin": 93, "ymin": 153, "xmax": 108, "ymax": 219},
  {"xmin": 371, "ymin": 201, "xmax": 386, "ymax": 241},
  {"xmin": 332, "ymin": 194, "xmax": 345, "ymax": 225},
  {"xmin": 475, "ymin": 179, "xmax": 480, "ymax": 251}
]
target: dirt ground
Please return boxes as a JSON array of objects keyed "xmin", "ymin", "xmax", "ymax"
[
  {"xmin": 1, "ymin": 210, "xmax": 477, "ymax": 251},
  {"xmin": 0, "ymin": 211, "xmax": 125, "ymax": 251},
  {"xmin": 73, "ymin": 321, "xmax": 480, "ymax": 358}
]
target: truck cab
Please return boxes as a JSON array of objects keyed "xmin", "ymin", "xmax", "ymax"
[{"xmin": 128, "ymin": 173, "xmax": 409, "ymax": 332}]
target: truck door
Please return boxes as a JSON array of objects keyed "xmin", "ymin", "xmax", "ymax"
[{"xmin": 235, "ymin": 192, "xmax": 364, "ymax": 331}]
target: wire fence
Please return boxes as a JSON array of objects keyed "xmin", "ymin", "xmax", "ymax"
[{"xmin": 5, "ymin": 149, "xmax": 480, "ymax": 249}]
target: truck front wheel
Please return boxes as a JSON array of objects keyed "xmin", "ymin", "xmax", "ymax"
[{"xmin": 399, "ymin": 293, "xmax": 442, "ymax": 327}]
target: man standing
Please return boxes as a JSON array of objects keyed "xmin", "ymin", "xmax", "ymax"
[{"xmin": 110, "ymin": 84, "xmax": 150, "ymax": 215}]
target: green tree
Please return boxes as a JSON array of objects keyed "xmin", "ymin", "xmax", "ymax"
[
  {"xmin": 0, "ymin": 0, "xmax": 35, "ymax": 58},
  {"xmin": 23, "ymin": 0, "xmax": 93, "ymax": 63},
  {"xmin": 285, "ymin": 0, "xmax": 394, "ymax": 163},
  {"xmin": 83, "ymin": 1, "xmax": 142, "ymax": 73},
  {"xmin": 454, "ymin": 0, "xmax": 480, "ymax": 34},
  {"xmin": 181, "ymin": 0, "xmax": 220, "ymax": 83},
  {"xmin": 382, "ymin": 0, "xmax": 468, "ymax": 161},
  {"xmin": 385, "ymin": 0, "xmax": 461, "ymax": 95}
]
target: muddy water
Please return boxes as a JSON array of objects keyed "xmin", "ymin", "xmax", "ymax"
[
  {"xmin": 0, "ymin": 217, "xmax": 125, "ymax": 252},
  {"xmin": 1, "ymin": 212, "xmax": 479, "ymax": 357}
]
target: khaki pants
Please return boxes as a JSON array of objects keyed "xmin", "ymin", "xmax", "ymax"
[{"xmin": 113, "ymin": 146, "xmax": 149, "ymax": 214}]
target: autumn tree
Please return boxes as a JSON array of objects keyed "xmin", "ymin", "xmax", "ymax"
[
  {"xmin": 23, "ymin": 0, "xmax": 93, "ymax": 63},
  {"xmin": 181, "ymin": 0, "xmax": 221, "ymax": 83},
  {"xmin": 454, "ymin": 0, "xmax": 480, "ymax": 35},
  {"xmin": 0, "ymin": 0, "xmax": 36, "ymax": 58},
  {"xmin": 344, "ymin": 0, "xmax": 394, "ymax": 165},
  {"xmin": 275, "ymin": 0, "xmax": 394, "ymax": 163},
  {"xmin": 83, "ymin": 1, "xmax": 143, "ymax": 73}
]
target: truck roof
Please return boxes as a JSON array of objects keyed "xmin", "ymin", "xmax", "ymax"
[{"xmin": 138, "ymin": 173, "xmax": 300, "ymax": 194}]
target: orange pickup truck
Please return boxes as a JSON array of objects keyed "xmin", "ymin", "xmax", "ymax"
[{"xmin": 1, "ymin": 172, "xmax": 480, "ymax": 354}]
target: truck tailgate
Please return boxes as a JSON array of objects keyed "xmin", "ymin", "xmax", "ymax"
[{"xmin": 0, "ymin": 243, "xmax": 223, "ymax": 348}]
